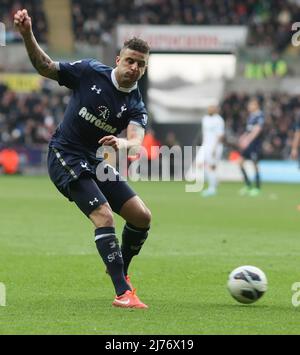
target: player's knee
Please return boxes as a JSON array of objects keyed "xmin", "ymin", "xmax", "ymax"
[
  {"xmin": 90, "ymin": 204, "xmax": 114, "ymax": 227},
  {"xmin": 128, "ymin": 206, "xmax": 151, "ymax": 229},
  {"xmin": 139, "ymin": 207, "xmax": 152, "ymax": 228}
]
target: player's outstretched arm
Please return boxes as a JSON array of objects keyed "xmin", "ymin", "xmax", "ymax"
[{"xmin": 14, "ymin": 9, "xmax": 58, "ymax": 81}]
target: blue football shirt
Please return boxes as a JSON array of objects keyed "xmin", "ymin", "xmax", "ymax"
[
  {"xmin": 246, "ymin": 110, "xmax": 265, "ymax": 146},
  {"xmin": 49, "ymin": 59, "xmax": 148, "ymax": 159}
]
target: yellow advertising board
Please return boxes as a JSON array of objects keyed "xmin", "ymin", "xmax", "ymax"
[{"xmin": 0, "ymin": 73, "xmax": 42, "ymax": 92}]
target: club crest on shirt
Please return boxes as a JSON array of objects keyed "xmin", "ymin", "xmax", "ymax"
[
  {"xmin": 116, "ymin": 104, "xmax": 127, "ymax": 118},
  {"xmin": 142, "ymin": 114, "xmax": 148, "ymax": 126}
]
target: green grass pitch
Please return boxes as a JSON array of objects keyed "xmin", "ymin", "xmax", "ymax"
[{"xmin": 0, "ymin": 175, "xmax": 300, "ymax": 334}]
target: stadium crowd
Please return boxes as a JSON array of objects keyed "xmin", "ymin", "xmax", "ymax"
[
  {"xmin": 0, "ymin": 83, "xmax": 67, "ymax": 147},
  {"xmin": 71, "ymin": 0, "xmax": 297, "ymax": 51},
  {"xmin": 1, "ymin": 0, "xmax": 48, "ymax": 43},
  {"xmin": 1, "ymin": 80, "xmax": 299, "ymax": 160},
  {"xmin": 2, "ymin": 0, "xmax": 298, "ymax": 52}
]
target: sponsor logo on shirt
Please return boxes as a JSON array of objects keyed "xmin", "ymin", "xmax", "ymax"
[{"xmin": 78, "ymin": 107, "xmax": 117, "ymax": 134}]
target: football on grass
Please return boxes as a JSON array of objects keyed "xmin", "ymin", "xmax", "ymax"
[{"xmin": 227, "ymin": 265, "xmax": 268, "ymax": 304}]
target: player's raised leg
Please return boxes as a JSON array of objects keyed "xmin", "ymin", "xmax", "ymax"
[{"xmin": 119, "ymin": 196, "xmax": 151, "ymax": 278}]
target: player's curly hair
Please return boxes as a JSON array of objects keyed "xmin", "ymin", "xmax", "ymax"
[{"xmin": 123, "ymin": 37, "xmax": 150, "ymax": 54}]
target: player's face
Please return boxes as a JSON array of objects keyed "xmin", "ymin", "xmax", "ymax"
[
  {"xmin": 248, "ymin": 100, "xmax": 259, "ymax": 113},
  {"xmin": 115, "ymin": 48, "xmax": 149, "ymax": 88},
  {"xmin": 207, "ymin": 105, "xmax": 218, "ymax": 115}
]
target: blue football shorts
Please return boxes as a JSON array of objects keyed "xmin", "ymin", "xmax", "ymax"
[{"xmin": 47, "ymin": 147, "xmax": 136, "ymax": 216}]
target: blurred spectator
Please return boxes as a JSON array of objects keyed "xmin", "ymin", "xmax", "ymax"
[
  {"xmin": 0, "ymin": 147, "xmax": 20, "ymax": 174},
  {"xmin": 163, "ymin": 131, "xmax": 180, "ymax": 179},
  {"xmin": 142, "ymin": 128, "xmax": 161, "ymax": 161},
  {"xmin": 244, "ymin": 52, "xmax": 288, "ymax": 79},
  {"xmin": 141, "ymin": 128, "xmax": 161, "ymax": 178},
  {"xmin": 164, "ymin": 131, "xmax": 180, "ymax": 148}
]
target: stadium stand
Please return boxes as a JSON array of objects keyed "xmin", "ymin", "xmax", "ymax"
[
  {"xmin": 1, "ymin": 0, "xmax": 300, "ymax": 171},
  {"xmin": 71, "ymin": 0, "xmax": 299, "ymax": 52},
  {"xmin": 2, "ymin": 0, "xmax": 298, "ymax": 51},
  {"xmin": 1, "ymin": 0, "xmax": 48, "ymax": 43},
  {"xmin": 0, "ymin": 82, "xmax": 67, "ymax": 146}
]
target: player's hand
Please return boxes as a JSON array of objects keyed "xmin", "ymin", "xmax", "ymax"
[
  {"xmin": 14, "ymin": 9, "xmax": 32, "ymax": 36},
  {"xmin": 238, "ymin": 137, "xmax": 249, "ymax": 150},
  {"xmin": 290, "ymin": 147, "xmax": 298, "ymax": 160},
  {"xmin": 98, "ymin": 135, "xmax": 120, "ymax": 151}
]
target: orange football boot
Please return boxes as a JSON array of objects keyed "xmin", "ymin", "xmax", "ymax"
[{"xmin": 112, "ymin": 289, "xmax": 148, "ymax": 309}]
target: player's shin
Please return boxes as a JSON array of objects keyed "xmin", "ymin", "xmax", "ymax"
[
  {"xmin": 121, "ymin": 223, "xmax": 149, "ymax": 276},
  {"xmin": 95, "ymin": 227, "xmax": 130, "ymax": 296},
  {"xmin": 240, "ymin": 166, "xmax": 251, "ymax": 187},
  {"xmin": 255, "ymin": 171, "xmax": 261, "ymax": 189}
]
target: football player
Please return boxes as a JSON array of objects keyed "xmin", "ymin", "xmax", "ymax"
[
  {"xmin": 200, "ymin": 105, "xmax": 225, "ymax": 197},
  {"xmin": 14, "ymin": 9, "xmax": 151, "ymax": 309},
  {"xmin": 238, "ymin": 98, "xmax": 264, "ymax": 197}
]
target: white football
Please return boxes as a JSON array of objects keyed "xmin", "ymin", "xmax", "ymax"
[{"xmin": 227, "ymin": 265, "xmax": 268, "ymax": 304}]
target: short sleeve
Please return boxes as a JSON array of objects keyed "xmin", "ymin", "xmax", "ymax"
[
  {"xmin": 57, "ymin": 59, "xmax": 91, "ymax": 89},
  {"xmin": 128, "ymin": 100, "xmax": 148, "ymax": 129},
  {"xmin": 257, "ymin": 113, "xmax": 265, "ymax": 127}
]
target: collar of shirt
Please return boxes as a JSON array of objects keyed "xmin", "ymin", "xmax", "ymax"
[{"xmin": 111, "ymin": 68, "xmax": 137, "ymax": 93}]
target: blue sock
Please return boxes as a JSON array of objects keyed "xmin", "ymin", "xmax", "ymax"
[
  {"xmin": 121, "ymin": 223, "xmax": 149, "ymax": 276},
  {"xmin": 95, "ymin": 227, "xmax": 130, "ymax": 296}
]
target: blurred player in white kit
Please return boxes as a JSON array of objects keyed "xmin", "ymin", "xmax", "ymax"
[{"xmin": 199, "ymin": 105, "xmax": 225, "ymax": 197}]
